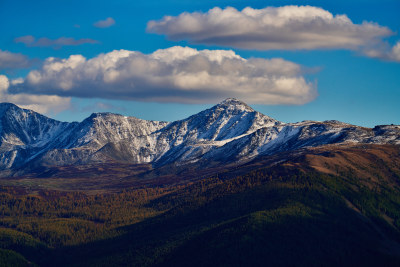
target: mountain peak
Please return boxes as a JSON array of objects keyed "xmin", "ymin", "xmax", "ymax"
[
  {"xmin": 0, "ymin": 102, "xmax": 26, "ymax": 119},
  {"xmin": 87, "ymin": 112, "xmax": 148, "ymax": 123},
  {"xmin": 0, "ymin": 102, "xmax": 18, "ymax": 107},
  {"xmin": 215, "ymin": 98, "xmax": 254, "ymax": 112},
  {"xmin": 220, "ymin": 97, "xmax": 241, "ymax": 104},
  {"xmin": 89, "ymin": 112, "xmax": 121, "ymax": 118},
  {"xmin": 0, "ymin": 102, "xmax": 19, "ymax": 111},
  {"xmin": 168, "ymin": 98, "xmax": 278, "ymax": 143},
  {"xmin": 219, "ymin": 98, "xmax": 247, "ymax": 105}
]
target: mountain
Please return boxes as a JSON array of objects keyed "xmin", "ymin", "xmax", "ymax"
[
  {"xmin": 0, "ymin": 98, "xmax": 399, "ymax": 174},
  {"xmin": 1, "ymin": 100, "xmax": 400, "ymax": 266},
  {"xmin": 0, "ymin": 103, "xmax": 76, "ymax": 169}
]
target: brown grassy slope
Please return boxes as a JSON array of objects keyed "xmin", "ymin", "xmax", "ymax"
[{"xmin": 289, "ymin": 144, "xmax": 400, "ymax": 188}]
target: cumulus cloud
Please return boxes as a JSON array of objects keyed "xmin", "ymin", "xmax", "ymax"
[
  {"xmin": 94, "ymin": 17, "xmax": 116, "ymax": 28},
  {"xmin": 14, "ymin": 35, "xmax": 99, "ymax": 49},
  {"xmin": 0, "ymin": 75, "xmax": 71, "ymax": 114},
  {"xmin": 147, "ymin": 6, "xmax": 398, "ymax": 57},
  {"xmin": 0, "ymin": 50, "xmax": 31, "ymax": 70},
  {"xmin": 8, "ymin": 46, "xmax": 316, "ymax": 105}
]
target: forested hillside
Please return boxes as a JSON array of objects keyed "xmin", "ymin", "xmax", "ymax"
[{"xmin": 1, "ymin": 144, "xmax": 400, "ymax": 266}]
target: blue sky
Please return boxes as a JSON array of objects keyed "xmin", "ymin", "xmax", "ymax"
[{"xmin": 0, "ymin": 0, "xmax": 399, "ymax": 127}]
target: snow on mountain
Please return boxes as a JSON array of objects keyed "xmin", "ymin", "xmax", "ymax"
[
  {"xmin": 0, "ymin": 99, "xmax": 398, "ymax": 171},
  {"xmin": 152, "ymin": 98, "xmax": 279, "ymax": 165},
  {"xmin": 0, "ymin": 103, "xmax": 75, "ymax": 168},
  {"xmin": 37, "ymin": 112, "xmax": 169, "ymax": 166}
]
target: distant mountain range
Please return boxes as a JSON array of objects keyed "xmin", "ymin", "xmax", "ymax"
[{"xmin": 0, "ymin": 98, "xmax": 399, "ymax": 174}]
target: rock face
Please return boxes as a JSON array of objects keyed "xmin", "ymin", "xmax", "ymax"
[{"xmin": 0, "ymin": 99, "xmax": 399, "ymax": 170}]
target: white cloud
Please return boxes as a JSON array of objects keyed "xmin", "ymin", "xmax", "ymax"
[
  {"xmin": 15, "ymin": 35, "xmax": 99, "ymax": 49},
  {"xmin": 14, "ymin": 35, "xmax": 35, "ymax": 46},
  {"xmin": 94, "ymin": 17, "xmax": 116, "ymax": 28},
  {"xmin": 0, "ymin": 75, "xmax": 71, "ymax": 114},
  {"xmin": 363, "ymin": 41, "xmax": 400, "ymax": 62},
  {"xmin": 392, "ymin": 42, "xmax": 400, "ymax": 61},
  {"xmin": 147, "ymin": 6, "xmax": 395, "ymax": 53},
  {"xmin": 8, "ymin": 46, "xmax": 317, "ymax": 105},
  {"xmin": 0, "ymin": 50, "xmax": 31, "ymax": 70}
]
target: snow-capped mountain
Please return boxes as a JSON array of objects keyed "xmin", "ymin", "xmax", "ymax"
[
  {"xmin": 0, "ymin": 103, "xmax": 76, "ymax": 169},
  {"xmin": 0, "ymin": 99, "xmax": 399, "ymax": 171}
]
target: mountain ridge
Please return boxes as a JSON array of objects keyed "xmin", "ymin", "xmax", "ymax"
[{"xmin": 0, "ymin": 98, "xmax": 399, "ymax": 174}]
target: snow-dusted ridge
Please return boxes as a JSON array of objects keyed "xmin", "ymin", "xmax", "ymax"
[{"xmin": 0, "ymin": 99, "xmax": 399, "ymax": 170}]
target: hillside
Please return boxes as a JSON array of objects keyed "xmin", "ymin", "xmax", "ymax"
[{"xmin": 1, "ymin": 144, "xmax": 400, "ymax": 266}]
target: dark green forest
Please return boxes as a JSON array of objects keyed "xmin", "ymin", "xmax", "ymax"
[{"xmin": 1, "ymin": 159, "xmax": 400, "ymax": 266}]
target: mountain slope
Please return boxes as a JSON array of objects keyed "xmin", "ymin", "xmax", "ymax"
[
  {"xmin": 36, "ymin": 112, "xmax": 169, "ymax": 166},
  {"xmin": 2, "ymin": 144, "xmax": 400, "ymax": 266},
  {"xmin": 152, "ymin": 98, "xmax": 279, "ymax": 165},
  {"xmin": 0, "ymin": 103, "xmax": 76, "ymax": 169}
]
